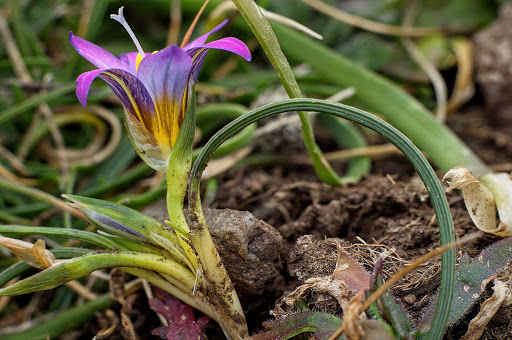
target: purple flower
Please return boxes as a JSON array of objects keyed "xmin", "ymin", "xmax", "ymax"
[{"xmin": 70, "ymin": 7, "xmax": 251, "ymax": 171}]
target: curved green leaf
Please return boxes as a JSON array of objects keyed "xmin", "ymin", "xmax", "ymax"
[{"xmin": 190, "ymin": 98, "xmax": 455, "ymax": 339}]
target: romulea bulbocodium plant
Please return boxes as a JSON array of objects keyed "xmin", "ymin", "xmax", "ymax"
[
  {"xmin": 1, "ymin": 2, "xmax": 509, "ymax": 340},
  {"xmin": 0, "ymin": 5, "xmax": 252, "ymax": 339}
]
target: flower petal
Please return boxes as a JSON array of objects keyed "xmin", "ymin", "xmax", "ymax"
[
  {"xmin": 119, "ymin": 52, "xmax": 154, "ymax": 75},
  {"xmin": 137, "ymin": 46, "xmax": 193, "ymax": 149},
  {"xmin": 97, "ymin": 69, "xmax": 169, "ymax": 171},
  {"xmin": 199, "ymin": 37, "xmax": 252, "ymax": 61},
  {"xmin": 69, "ymin": 32, "xmax": 128, "ymax": 71},
  {"xmin": 184, "ymin": 19, "xmax": 228, "ymax": 50},
  {"xmin": 187, "ymin": 37, "xmax": 252, "ymax": 81},
  {"xmin": 119, "ymin": 52, "xmax": 141, "ymax": 74},
  {"xmin": 99, "ymin": 69, "xmax": 157, "ymax": 131},
  {"xmin": 124, "ymin": 113, "xmax": 169, "ymax": 172},
  {"xmin": 77, "ymin": 68, "xmax": 159, "ymax": 111},
  {"xmin": 75, "ymin": 69, "xmax": 106, "ymax": 107}
]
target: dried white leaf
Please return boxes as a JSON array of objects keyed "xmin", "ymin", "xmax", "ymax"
[{"xmin": 443, "ymin": 166, "xmax": 508, "ymax": 235}]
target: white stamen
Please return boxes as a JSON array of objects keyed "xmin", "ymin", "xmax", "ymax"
[{"xmin": 110, "ymin": 7, "xmax": 146, "ymax": 58}]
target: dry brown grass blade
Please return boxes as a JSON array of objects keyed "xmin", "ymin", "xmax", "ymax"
[
  {"xmin": 77, "ymin": 0, "xmax": 96, "ymax": 38},
  {"xmin": 301, "ymin": 0, "xmax": 440, "ymax": 37},
  {"xmin": 167, "ymin": 0, "xmax": 182, "ymax": 46},
  {"xmin": 202, "ymin": 146, "xmax": 252, "ymax": 179},
  {"xmin": 180, "ymin": 0, "xmax": 211, "ymax": 48},
  {"xmin": 402, "ymin": 0, "xmax": 447, "ymax": 122},
  {"xmin": 461, "ymin": 280, "xmax": 510, "ymax": 340},
  {"xmin": 447, "ymin": 38, "xmax": 475, "ymax": 113},
  {"xmin": 0, "ymin": 163, "xmax": 38, "ymax": 186}
]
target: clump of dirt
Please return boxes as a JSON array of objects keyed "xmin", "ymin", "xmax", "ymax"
[{"xmin": 203, "ymin": 208, "xmax": 282, "ymax": 299}]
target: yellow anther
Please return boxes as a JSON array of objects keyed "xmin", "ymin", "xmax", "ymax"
[
  {"xmin": 135, "ymin": 53, "xmax": 143, "ymax": 71},
  {"xmin": 135, "ymin": 52, "xmax": 157, "ymax": 72}
]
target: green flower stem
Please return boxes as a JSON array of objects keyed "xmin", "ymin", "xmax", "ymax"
[
  {"xmin": 231, "ymin": 0, "xmax": 342, "ymax": 185},
  {"xmin": 166, "ymin": 83, "xmax": 199, "ymax": 271},
  {"xmin": 186, "ymin": 99, "xmax": 249, "ymax": 339},
  {"xmin": 166, "ymin": 83, "xmax": 196, "ymax": 235},
  {"xmin": 189, "ymin": 180, "xmax": 248, "ymax": 339},
  {"xmin": 271, "ymin": 22, "xmax": 490, "ymax": 178}
]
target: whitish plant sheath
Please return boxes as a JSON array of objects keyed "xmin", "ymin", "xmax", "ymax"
[{"xmin": 444, "ymin": 166, "xmax": 512, "ymax": 236}]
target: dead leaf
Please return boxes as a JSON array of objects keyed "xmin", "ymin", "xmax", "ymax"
[
  {"xmin": 344, "ymin": 290, "xmax": 365, "ymax": 340},
  {"xmin": 331, "ymin": 243, "xmax": 370, "ymax": 293},
  {"xmin": 481, "ymin": 172, "xmax": 512, "ymax": 236},
  {"xmin": 444, "ymin": 166, "xmax": 512, "ymax": 236},
  {"xmin": 274, "ymin": 244, "xmax": 370, "ymax": 316},
  {"xmin": 0, "ymin": 236, "xmax": 56, "ymax": 269},
  {"xmin": 462, "ymin": 280, "xmax": 510, "ymax": 340}
]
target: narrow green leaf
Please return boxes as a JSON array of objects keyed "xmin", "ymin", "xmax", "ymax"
[
  {"xmin": 0, "ymin": 83, "xmax": 76, "ymax": 124},
  {"xmin": 250, "ymin": 311, "xmax": 341, "ymax": 340},
  {"xmin": 0, "ymin": 225, "xmax": 120, "ymax": 250},
  {"xmin": 0, "ymin": 248, "xmax": 91, "ymax": 287},
  {"xmin": 0, "ymin": 279, "xmax": 141, "ymax": 340},
  {"xmin": 0, "ymin": 251, "xmax": 195, "ymax": 296},
  {"xmin": 419, "ymin": 236, "xmax": 512, "ymax": 332},
  {"xmin": 371, "ymin": 260, "xmax": 413, "ymax": 338},
  {"xmin": 232, "ymin": 0, "xmax": 343, "ymax": 186},
  {"xmin": 190, "ymin": 98, "xmax": 455, "ymax": 340}
]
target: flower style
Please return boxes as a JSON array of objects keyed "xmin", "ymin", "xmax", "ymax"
[{"xmin": 70, "ymin": 7, "xmax": 251, "ymax": 171}]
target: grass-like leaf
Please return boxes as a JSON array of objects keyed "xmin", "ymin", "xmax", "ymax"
[
  {"xmin": 190, "ymin": 98, "xmax": 455, "ymax": 340},
  {"xmin": 0, "ymin": 251, "xmax": 195, "ymax": 296}
]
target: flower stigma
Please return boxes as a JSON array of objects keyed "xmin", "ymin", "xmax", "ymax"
[{"xmin": 110, "ymin": 6, "xmax": 146, "ymax": 71}]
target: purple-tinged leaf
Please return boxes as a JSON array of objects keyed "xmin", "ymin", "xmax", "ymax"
[
  {"xmin": 369, "ymin": 258, "xmax": 413, "ymax": 338},
  {"xmin": 418, "ymin": 236, "xmax": 512, "ymax": 332},
  {"xmin": 331, "ymin": 245, "xmax": 370, "ymax": 294},
  {"xmin": 149, "ymin": 286, "xmax": 209, "ymax": 340}
]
